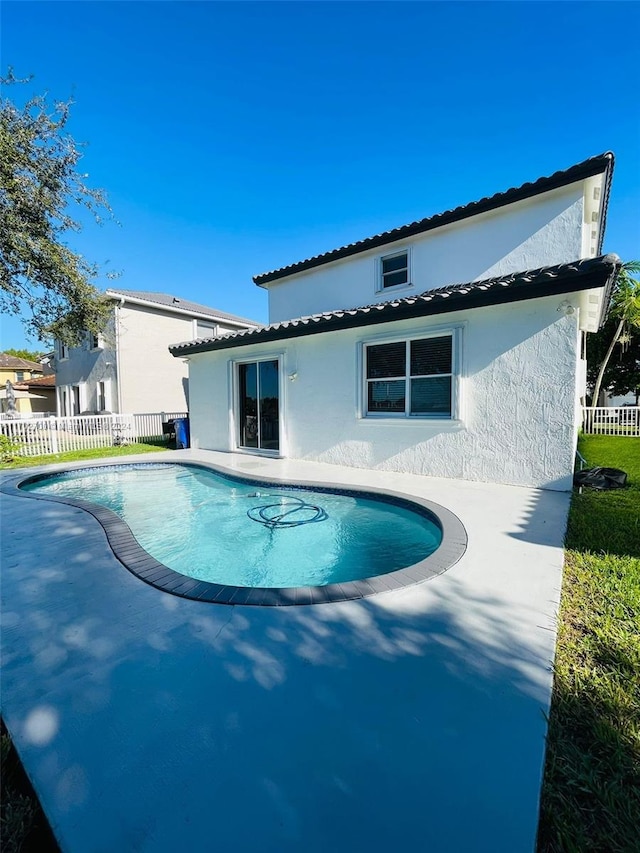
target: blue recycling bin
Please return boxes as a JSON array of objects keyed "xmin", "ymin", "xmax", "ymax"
[{"xmin": 173, "ymin": 417, "xmax": 190, "ymax": 449}]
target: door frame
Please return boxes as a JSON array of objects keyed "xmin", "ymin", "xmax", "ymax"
[{"xmin": 231, "ymin": 353, "xmax": 285, "ymax": 457}]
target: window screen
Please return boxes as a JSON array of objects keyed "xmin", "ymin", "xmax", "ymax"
[{"xmin": 365, "ymin": 334, "xmax": 454, "ymax": 418}]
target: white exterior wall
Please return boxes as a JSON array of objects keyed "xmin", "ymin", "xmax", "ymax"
[
  {"xmin": 188, "ymin": 295, "xmax": 580, "ymax": 490},
  {"xmin": 265, "ymin": 184, "xmax": 585, "ymax": 322},
  {"xmin": 118, "ymin": 305, "xmax": 193, "ymax": 412},
  {"xmin": 117, "ymin": 305, "xmax": 239, "ymax": 413}
]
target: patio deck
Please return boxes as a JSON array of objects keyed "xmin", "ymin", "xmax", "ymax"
[{"xmin": 0, "ymin": 450, "xmax": 570, "ymax": 852}]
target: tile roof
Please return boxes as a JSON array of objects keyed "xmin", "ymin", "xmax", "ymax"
[
  {"xmin": 0, "ymin": 354, "xmax": 44, "ymax": 372},
  {"xmin": 253, "ymin": 153, "xmax": 614, "ymax": 285},
  {"xmin": 171, "ymin": 254, "xmax": 621, "ymax": 356},
  {"xmin": 105, "ymin": 289, "xmax": 261, "ymax": 327},
  {"xmin": 13, "ymin": 374, "xmax": 56, "ymax": 389}
]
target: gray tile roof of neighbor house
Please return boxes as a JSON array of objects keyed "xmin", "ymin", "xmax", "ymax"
[
  {"xmin": 106, "ymin": 289, "xmax": 261, "ymax": 327},
  {"xmin": 170, "ymin": 254, "xmax": 621, "ymax": 356},
  {"xmin": 253, "ymin": 152, "xmax": 614, "ymax": 285}
]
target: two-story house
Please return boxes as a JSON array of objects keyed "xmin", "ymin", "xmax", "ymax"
[
  {"xmin": 170, "ymin": 153, "xmax": 619, "ymax": 490},
  {"xmin": 0, "ymin": 353, "xmax": 44, "ymax": 385},
  {"xmin": 55, "ymin": 290, "xmax": 260, "ymax": 416}
]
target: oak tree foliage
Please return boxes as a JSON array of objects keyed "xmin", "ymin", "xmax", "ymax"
[{"xmin": 0, "ymin": 70, "xmax": 115, "ymax": 344}]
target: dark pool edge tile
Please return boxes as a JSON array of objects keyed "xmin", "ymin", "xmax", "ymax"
[{"xmin": 6, "ymin": 458, "xmax": 469, "ymax": 607}]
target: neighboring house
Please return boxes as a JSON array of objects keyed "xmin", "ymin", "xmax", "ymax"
[
  {"xmin": 0, "ymin": 353, "xmax": 46, "ymax": 416},
  {"xmin": 13, "ymin": 374, "xmax": 57, "ymax": 415},
  {"xmin": 0, "ymin": 353, "xmax": 44, "ymax": 384},
  {"xmin": 54, "ymin": 291, "xmax": 260, "ymax": 416},
  {"xmin": 170, "ymin": 152, "xmax": 618, "ymax": 491}
]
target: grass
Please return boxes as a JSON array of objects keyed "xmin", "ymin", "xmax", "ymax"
[
  {"xmin": 0, "ymin": 440, "xmax": 170, "ymax": 469},
  {"xmin": 1, "ymin": 721, "xmax": 58, "ymax": 853},
  {"xmin": 537, "ymin": 435, "xmax": 640, "ymax": 852}
]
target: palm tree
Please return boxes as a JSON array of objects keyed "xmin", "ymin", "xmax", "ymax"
[{"xmin": 591, "ymin": 260, "xmax": 640, "ymax": 407}]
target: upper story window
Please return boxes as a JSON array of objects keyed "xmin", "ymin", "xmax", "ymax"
[
  {"xmin": 90, "ymin": 333, "xmax": 102, "ymax": 350},
  {"xmin": 364, "ymin": 332, "xmax": 457, "ymax": 419},
  {"xmin": 15, "ymin": 371, "xmax": 25, "ymax": 382},
  {"xmin": 380, "ymin": 250, "xmax": 410, "ymax": 291},
  {"xmin": 58, "ymin": 341, "xmax": 69, "ymax": 360},
  {"xmin": 195, "ymin": 320, "xmax": 217, "ymax": 339}
]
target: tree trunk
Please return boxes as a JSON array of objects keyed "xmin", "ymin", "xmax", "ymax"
[{"xmin": 591, "ymin": 318, "xmax": 625, "ymax": 407}]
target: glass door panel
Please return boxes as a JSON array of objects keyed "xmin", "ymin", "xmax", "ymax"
[
  {"xmin": 238, "ymin": 362, "xmax": 258, "ymax": 448},
  {"xmin": 259, "ymin": 360, "xmax": 279, "ymax": 451},
  {"xmin": 238, "ymin": 359, "xmax": 279, "ymax": 451}
]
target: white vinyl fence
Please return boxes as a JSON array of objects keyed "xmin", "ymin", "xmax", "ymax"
[
  {"xmin": 582, "ymin": 407, "xmax": 640, "ymax": 437},
  {"xmin": 0, "ymin": 412, "xmax": 188, "ymax": 457}
]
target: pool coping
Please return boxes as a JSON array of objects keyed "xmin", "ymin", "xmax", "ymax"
[{"xmin": 1, "ymin": 457, "xmax": 468, "ymax": 606}]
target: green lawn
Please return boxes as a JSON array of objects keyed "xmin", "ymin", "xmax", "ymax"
[
  {"xmin": 0, "ymin": 441, "xmax": 169, "ymax": 470},
  {"xmin": 537, "ymin": 436, "xmax": 640, "ymax": 852}
]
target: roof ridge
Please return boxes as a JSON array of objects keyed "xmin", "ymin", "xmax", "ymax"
[{"xmin": 253, "ymin": 153, "xmax": 614, "ymax": 285}]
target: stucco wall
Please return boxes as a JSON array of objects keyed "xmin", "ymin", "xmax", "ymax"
[
  {"xmin": 265, "ymin": 184, "xmax": 585, "ymax": 323},
  {"xmin": 188, "ymin": 294, "xmax": 580, "ymax": 490},
  {"xmin": 117, "ymin": 305, "xmax": 194, "ymax": 413},
  {"xmin": 117, "ymin": 306, "xmax": 242, "ymax": 413},
  {"xmin": 54, "ymin": 321, "xmax": 118, "ymax": 414}
]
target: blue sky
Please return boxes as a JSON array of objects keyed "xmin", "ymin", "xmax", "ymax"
[{"xmin": 2, "ymin": 1, "xmax": 639, "ymax": 351}]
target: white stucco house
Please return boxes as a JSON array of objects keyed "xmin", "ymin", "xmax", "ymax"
[
  {"xmin": 54, "ymin": 290, "xmax": 260, "ymax": 416},
  {"xmin": 170, "ymin": 153, "xmax": 620, "ymax": 490}
]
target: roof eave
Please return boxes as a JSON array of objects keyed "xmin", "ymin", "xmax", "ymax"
[
  {"xmin": 253, "ymin": 152, "xmax": 615, "ymax": 287},
  {"xmin": 171, "ymin": 256, "xmax": 620, "ymax": 357}
]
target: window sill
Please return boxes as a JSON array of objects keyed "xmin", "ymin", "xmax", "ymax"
[
  {"xmin": 376, "ymin": 282, "xmax": 414, "ymax": 295},
  {"xmin": 358, "ymin": 416, "xmax": 463, "ymax": 428}
]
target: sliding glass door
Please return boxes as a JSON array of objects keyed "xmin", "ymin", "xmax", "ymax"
[{"xmin": 238, "ymin": 359, "xmax": 280, "ymax": 452}]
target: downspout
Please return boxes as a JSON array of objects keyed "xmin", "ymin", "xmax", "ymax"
[{"xmin": 115, "ymin": 297, "xmax": 125, "ymax": 413}]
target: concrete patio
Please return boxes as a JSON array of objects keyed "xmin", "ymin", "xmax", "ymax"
[{"xmin": 1, "ymin": 450, "xmax": 570, "ymax": 852}]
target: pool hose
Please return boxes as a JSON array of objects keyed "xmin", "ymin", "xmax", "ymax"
[{"xmin": 247, "ymin": 493, "xmax": 328, "ymax": 528}]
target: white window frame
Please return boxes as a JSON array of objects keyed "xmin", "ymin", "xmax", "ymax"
[
  {"xmin": 97, "ymin": 378, "xmax": 112, "ymax": 412},
  {"xmin": 230, "ymin": 353, "xmax": 285, "ymax": 457},
  {"xmin": 193, "ymin": 319, "xmax": 219, "ymax": 340},
  {"xmin": 377, "ymin": 248, "xmax": 412, "ymax": 293},
  {"xmin": 89, "ymin": 332, "xmax": 103, "ymax": 351},
  {"xmin": 58, "ymin": 341, "xmax": 69, "ymax": 360},
  {"xmin": 361, "ymin": 327, "xmax": 462, "ymax": 421}
]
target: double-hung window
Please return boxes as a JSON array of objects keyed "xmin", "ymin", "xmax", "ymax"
[
  {"xmin": 364, "ymin": 333, "xmax": 456, "ymax": 419},
  {"xmin": 380, "ymin": 250, "xmax": 409, "ymax": 290}
]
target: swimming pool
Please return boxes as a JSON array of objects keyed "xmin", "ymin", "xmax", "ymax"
[{"xmin": 17, "ymin": 461, "xmax": 467, "ymax": 605}]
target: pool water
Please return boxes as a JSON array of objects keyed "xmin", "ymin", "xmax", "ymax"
[{"xmin": 23, "ymin": 463, "xmax": 443, "ymax": 588}]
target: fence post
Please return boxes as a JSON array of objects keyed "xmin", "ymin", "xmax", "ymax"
[{"xmin": 49, "ymin": 420, "xmax": 59, "ymax": 454}]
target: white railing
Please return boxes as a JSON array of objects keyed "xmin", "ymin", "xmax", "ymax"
[
  {"xmin": 0, "ymin": 412, "xmax": 188, "ymax": 457},
  {"xmin": 0, "ymin": 411, "xmax": 57, "ymax": 420},
  {"xmin": 133, "ymin": 411, "xmax": 188, "ymax": 441},
  {"xmin": 582, "ymin": 407, "xmax": 640, "ymax": 437}
]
